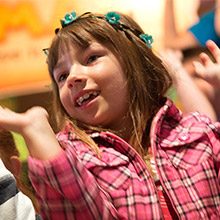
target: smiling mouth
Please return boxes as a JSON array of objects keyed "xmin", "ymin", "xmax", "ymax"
[{"xmin": 75, "ymin": 91, "xmax": 99, "ymax": 107}]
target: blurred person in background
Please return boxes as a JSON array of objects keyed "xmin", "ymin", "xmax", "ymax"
[
  {"xmin": 164, "ymin": 0, "xmax": 220, "ymax": 50},
  {"xmin": 160, "ymin": 40, "xmax": 220, "ymax": 121},
  {"xmin": 163, "ymin": 0, "xmax": 220, "ymax": 121},
  {"xmin": 0, "ymin": 129, "xmax": 41, "ymax": 219}
]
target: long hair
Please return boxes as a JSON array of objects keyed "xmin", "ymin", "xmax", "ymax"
[
  {"xmin": 46, "ymin": 12, "xmax": 172, "ymax": 156},
  {"xmin": 0, "ymin": 130, "xmax": 19, "ymax": 166}
]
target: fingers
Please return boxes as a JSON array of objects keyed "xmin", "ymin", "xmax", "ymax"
[
  {"xmin": 206, "ymin": 40, "xmax": 220, "ymax": 63},
  {"xmin": 199, "ymin": 52, "xmax": 213, "ymax": 67},
  {"xmin": 193, "ymin": 61, "xmax": 206, "ymax": 79}
]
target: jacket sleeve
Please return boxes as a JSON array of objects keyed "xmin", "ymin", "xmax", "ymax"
[
  {"xmin": 28, "ymin": 140, "xmax": 117, "ymax": 219},
  {"xmin": 210, "ymin": 121, "xmax": 220, "ymax": 183}
]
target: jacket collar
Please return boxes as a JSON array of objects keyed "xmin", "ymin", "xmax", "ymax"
[{"xmin": 60, "ymin": 98, "xmax": 208, "ymax": 151}]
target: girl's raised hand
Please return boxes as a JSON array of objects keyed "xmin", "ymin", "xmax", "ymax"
[
  {"xmin": 0, "ymin": 106, "xmax": 62, "ymax": 160},
  {"xmin": 0, "ymin": 106, "xmax": 49, "ymax": 135},
  {"xmin": 193, "ymin": 40, "xmax": 220, "ymax": 87}
]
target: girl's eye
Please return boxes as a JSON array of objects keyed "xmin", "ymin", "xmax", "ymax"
[
  {"xmin": 57, "ymin": 73, "xmax": 68, "ymax": 83},
  {"xmin": 87, "ymin": 55, "xmax": 99, "ymax": 64}
]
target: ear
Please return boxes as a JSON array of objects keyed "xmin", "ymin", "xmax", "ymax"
[{"xmin": 10, "ymin": 156, "xmax": 21, "ymax": 177}]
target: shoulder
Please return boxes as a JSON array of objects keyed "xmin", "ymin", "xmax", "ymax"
[
  {"xmin": 151, "ymin": 100, "xmax": 220, "ymax": 170},
  {"xmin": 152, "ymin": 99, "xmax": 220, "ymax": 147}
]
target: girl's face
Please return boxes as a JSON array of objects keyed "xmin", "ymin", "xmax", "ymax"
[{"xmin": 53, "ymin": 41, "xmax": 130, "ymax": 131}]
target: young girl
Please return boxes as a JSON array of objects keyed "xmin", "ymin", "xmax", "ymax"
[{"xmin": 0, "ymin": 11, "xmax": 219, "ymax": 219}]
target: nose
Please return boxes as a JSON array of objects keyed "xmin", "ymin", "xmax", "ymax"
[{"xmin": 67, "ymin": 65, "xmax": 87, "ymax": 89}]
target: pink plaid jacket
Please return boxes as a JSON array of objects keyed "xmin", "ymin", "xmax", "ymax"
[{"xmin": 28, "ymin": 99, "xmax": 220, "ymax": 219}]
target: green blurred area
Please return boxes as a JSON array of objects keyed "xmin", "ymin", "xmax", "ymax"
[{"xmin": 12, "ymin": 132, "xmax": 29, "ymax": 161}]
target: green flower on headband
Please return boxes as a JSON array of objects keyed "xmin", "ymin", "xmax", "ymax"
[
  {"xmin": 60, "ymin": 11, "xmax": 77, "ymax": 27},
  {"xmin": 139, "ymin": 34, "xmax": 153, "ymax": 48},
  {"xmin": 105, "ymin": 12, "xmax": 121, "ymax": 25}
]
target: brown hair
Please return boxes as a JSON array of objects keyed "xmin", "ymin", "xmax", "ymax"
[
  {"xmin": 46, "ymin": 12, "xmax": 172, "ymax": 156},
  {"xmin": 0, "ymin": 130, "xmax": 19, "ymax": 168},
  {"xmin": 0, "ymin": 130, "xmax": 39, "ymax": 212}
]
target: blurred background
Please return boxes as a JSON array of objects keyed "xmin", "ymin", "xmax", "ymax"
[{"xmin": 0, "ymin": 0, "xmax": 202, "ymax": 159}]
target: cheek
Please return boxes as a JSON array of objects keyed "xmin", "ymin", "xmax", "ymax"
[
  {"xmin": 109, "ymin": 76, "xmax": 128, "ymax": 98},
  {"xmin": 59, "ymin": 89, "xmax": 70, "ymax": 110},
  {"xmin": 109, "ymin": 82, "xmax": 129, "ymax": 110}
]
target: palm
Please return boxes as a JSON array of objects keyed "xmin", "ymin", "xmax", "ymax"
[{"xmin": 193, "ymin": 40, "xmax": 220, "ymax": 87}]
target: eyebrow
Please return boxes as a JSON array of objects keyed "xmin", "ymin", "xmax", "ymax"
[{"xmin": 54, "ymin": 59, "xmax": 65, "ymax": 70}]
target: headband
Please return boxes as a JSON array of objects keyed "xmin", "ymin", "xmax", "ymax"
[{"xmin": 43, "ymin": 11, "xmax": 153, "ymax": 55}]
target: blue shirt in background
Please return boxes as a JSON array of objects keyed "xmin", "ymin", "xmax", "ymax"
[{"xmin": 189, "ymin": 10, "xmax": 220, "ymax": 47}]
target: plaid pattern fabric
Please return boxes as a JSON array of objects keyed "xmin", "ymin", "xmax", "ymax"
[
  {"xmin": 28, "ymin": 99, "xmax": 220, "ymax": 219},
  {"xmin": 150, "ymin": 101, "xmax": 220, "ymax": 219}
]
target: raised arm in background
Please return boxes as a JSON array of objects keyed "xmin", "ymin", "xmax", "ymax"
[
  {"xmin": 193, "ymin": 40, "xmax": 220, "ymax": 88},
  {"xmin": 163, "ymin": 0, "xmax": 199, "ymax": 49},
  {"xmin": 161, "ymin": 49, "xmax": 217, "ymax": 121}
]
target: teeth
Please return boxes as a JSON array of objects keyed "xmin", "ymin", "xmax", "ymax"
[
  {"xmin": 76, "ymin": 91, "xmax": 98, "ymax": 106},
  {"xmin": 83, "ymin": 93, "xmax": 90, "ymax": 99}
]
